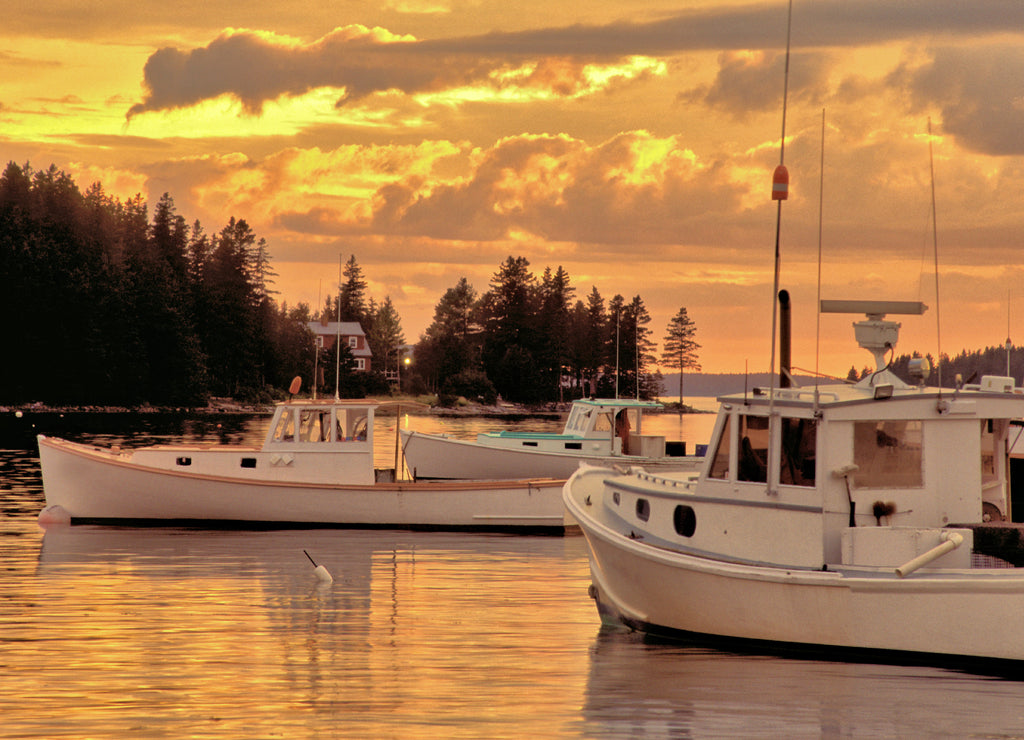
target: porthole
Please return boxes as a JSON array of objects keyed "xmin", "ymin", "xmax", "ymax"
[
  {"xmin": 674, "ymin": 505, "xmax": 697, "ymax": 537},
  {"xmin": 635, "ymin": 498, "xmax": 650, "ymax": 522},
  {"xmin": 175, "ymin": 457, "xmax": 192, "ymax": 466},
  {"xmin": 612, "ymin": 491, "xmax": 620, "ymax": 505}
]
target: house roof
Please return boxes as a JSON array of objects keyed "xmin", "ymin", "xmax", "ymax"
[
  {"xmin": 306, "ymin": 320, "xmax": 372, "ymax": 358},
  {"xmin": 307, "ymin": 321, "xmax": 365, "ymax": 337}
]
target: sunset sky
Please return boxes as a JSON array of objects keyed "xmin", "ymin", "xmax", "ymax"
[{"xmin": 5, "ymin": 0, "xmax": 1024, "ymax": 377}]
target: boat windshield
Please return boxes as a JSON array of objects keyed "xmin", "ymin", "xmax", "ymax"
[
  {"xmin": 271, "ymin": 406, "xmax": 371, "ymax": 444},
  {"xmin": 565, "ymin": 406, "xmax": 591, "ymax": 433},
  {"xmin": 708, "ymin": 413, "xmax": 816, "ymax": 487}
]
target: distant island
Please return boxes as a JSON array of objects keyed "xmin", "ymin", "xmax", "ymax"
[{"xmin": 659, "ymin": 372, "xmax": 823, "ymax": 398}]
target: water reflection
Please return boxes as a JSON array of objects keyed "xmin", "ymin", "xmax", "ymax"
[
  {"xmin": 6, "ymin": 405, "xmax": 1020, "ymax": 738},
  {"xmin": 20, "ymin": 526, "xmax": 596, "ymax": 738},
  {"xmin": 583, "ymin": 628, "xmax": 1024, "ymax": 738}
]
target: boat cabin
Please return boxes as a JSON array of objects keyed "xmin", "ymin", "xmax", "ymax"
[
  {"xmin": 613, "ymin": 301, "xmax": 1024, "ymax": 571},
  {"xmin": 478, "ymin": 398, "xmax": 680, "ymax": 458}
]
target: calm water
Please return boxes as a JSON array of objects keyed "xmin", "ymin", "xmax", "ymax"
[{"xmin": 3, "ymin": 405, "xmax": 1024, "ymax": 738}]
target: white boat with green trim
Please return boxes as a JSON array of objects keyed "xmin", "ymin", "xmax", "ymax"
[{"xmin": 400, "ymin": 397, "xmax": 703, "ymax": 480}]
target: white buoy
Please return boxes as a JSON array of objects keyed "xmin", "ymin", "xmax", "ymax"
[{"xmin": 304, "ymin": 550, "xmax": 333, "ymax": 584}]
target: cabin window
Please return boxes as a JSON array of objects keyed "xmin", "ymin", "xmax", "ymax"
[
  {"xmin": 635, "ymin": 498, "xmax": 650, "ymax": 522},
  {"xmin": 564, "ymin": 442, "xmax": 582, "ymax": 450},
  {"xmin": 780, "ymin": 417, "xmax": 817, "ymax": 487},
  {"xmin": 708, "ymin": 414, "xmax": 732, "ymax": 479},
  {"xmin": 272, "ymin": 410, "xmax": 296, "ymax": 442},
  {"xmin": 335, "ymin": 410, "xmax": 369, "ymax": 442},
  {"xmin": 852, "ymin": 420, "xmax": 923, "ymax": 489},
  {"xmin": 565, "ymin": 407, "xmax": 590, "ymax": 432},
  {"xmin": 240, "ymin": 457, "xmax": 257, "ymax": 468},
  {"xmin": 522, "ymin": 441, "xmax": 538, "ymax": 447},
  {"xmin": 981, "ymin": 419, "xmax": 999, "ymax": 487},
  {"xmin": 673, "ymin": 505, "xmax": 697, "ymax": 537},
  {"xmin": 352, "ymin": 415, "xmax": 368, "ymax": 441},
  {"xmin": 176, "ymin": 457, "xmax": 191, "ymax": 466},
  {"xmin": 594, "ymin": 411, "xmax": 613, "ymax": 433},
  {"xmin": 738, "ymin": 415, "xmax": 770, "ymax": 483},
  {"xmin": 300, "ymin": 409, "xmax": 331, "ymax": 442}
]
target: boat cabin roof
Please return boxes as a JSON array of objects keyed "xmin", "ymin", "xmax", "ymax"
[{"xmin": 572, "ymin": 398, "xmax": 662, "ymax": 411}]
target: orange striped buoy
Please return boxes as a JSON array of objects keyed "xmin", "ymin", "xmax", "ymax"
[{"xmin": 772, "ymin": 164, "xmax": 789, "ymax": 201}]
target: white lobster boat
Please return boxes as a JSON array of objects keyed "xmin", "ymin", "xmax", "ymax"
[
  {"xmin": 400, "ymin": 398, "xmax": 703, "ymax": 480},
  {"xmin": 565, "ymin": 300, "xmax": 1024, "ymax": 666},
  {"xmin": 37, "ymin": 397, "xmax": 570, "ymax": 532}
]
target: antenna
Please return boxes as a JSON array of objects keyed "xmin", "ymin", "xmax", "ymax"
[
  {"xmin": 615, "ymin": 308, "xmax": 620, "ymax": 400},
  {"xmin": 313, "ymin": 278, "xmax": 321, "ymax": 400},
  {"xmin": 334, "ymin": 253, "xmax": 342, "ymax": 401},
  {"xmin": 1008, "ymin": 290, "xmax": 1012, "ymax": 377},
  {"xmin": 814, "ymin": 108, "xmax": 825, "ymax": 410},
  {"xmin": 928, "ymin": 118, "xmax": 942, "ymax": 392}
]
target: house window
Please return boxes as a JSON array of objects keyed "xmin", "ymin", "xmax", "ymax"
[
  {"xmin": 316, "ymin": 336, "xmax": 324, "ymax": 348},
  {"xmin": 356, "ymin": 358, "xmax": 366, "ymax": 371},
  {"xmin": 348, "ymin": 336, "xmax": 358, "ymax": 349}
]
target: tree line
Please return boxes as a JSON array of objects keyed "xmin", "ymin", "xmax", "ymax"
[
  {"xmin": 1, "ymin": 162, "xmax": 702, "ymax": 407},
  {"xmin": 411, "ymin": 257, "xmax": 700, "ymax": 405}
]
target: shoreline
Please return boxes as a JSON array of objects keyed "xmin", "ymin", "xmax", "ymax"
[{"xmin": 2, "ymin": 396, "xmax": 711, "ymax": 418}]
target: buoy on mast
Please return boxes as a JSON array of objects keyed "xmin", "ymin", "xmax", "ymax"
[{"xmin": 772, "ymin": 164, "xmax": 789, "ymax": 200}]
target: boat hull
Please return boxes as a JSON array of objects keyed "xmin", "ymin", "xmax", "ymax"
[
  {"xmin": 39, "ymin": 435, "xmax": 572, "ymax": 532},
  {"xmin": 401, "ymin": 429, "xmax": 702, "ymax": 480},
  {"xmin": 564, "ymin": 468, "xmax": 1024, "ymax": 663}
]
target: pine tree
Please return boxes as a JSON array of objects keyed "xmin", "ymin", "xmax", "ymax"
[{"xmin": 661, "ymin": 307, "xmax": 701, "ymax": 407}]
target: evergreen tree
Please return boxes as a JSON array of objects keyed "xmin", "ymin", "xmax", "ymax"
[
  {"xmin": 416, "ymin": 277, "xmax": 481, "ymax": 392},
  {"xmin": 661, "ymin": 307, "xmax": 701, "ymax": 406},
  {"xmin": 537, "ymin": 266, "xmax": 575, "ymax": 400},
  {"xmin": 338, "ymin": 254, "xmax": 368, "ymax": 323},
  {"xmin": 478, "ymin": 256, "xmax": 541, "ymax": 402},
  {"xmin": 366, "ymin": 296, "xmax": 406, "ymax": 385}
]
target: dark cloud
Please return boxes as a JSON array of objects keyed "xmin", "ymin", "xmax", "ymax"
[
  {"xmin": 681, "ymin": 50, "xmax": 832, "ymax": 117},
  {"xmin": 893, "ymin": 45, "xmax": 1024, "ymax": 156},
  {"xmin": 127, "ymin": 1, "xmax": 1024, "ymax": 119}
]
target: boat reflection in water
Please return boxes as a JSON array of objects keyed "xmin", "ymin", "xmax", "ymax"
[{"xmin": 582, "ymin": 627, "xmax": 1024, "ymax": 738}]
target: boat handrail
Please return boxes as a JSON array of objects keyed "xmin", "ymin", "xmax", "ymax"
[{"xmin": 754, "ymin": 387, "xmax": 840, "ymax": 403}]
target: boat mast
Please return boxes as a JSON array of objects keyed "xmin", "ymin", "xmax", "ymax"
[{"xmin": 767, "ymin": 0, "xmax": 794, "ymax": 494}]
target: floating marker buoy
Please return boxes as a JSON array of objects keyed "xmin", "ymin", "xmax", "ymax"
[{"xmin": 304, "ymin": 549, "xmax": 333, "ymax": 584}]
